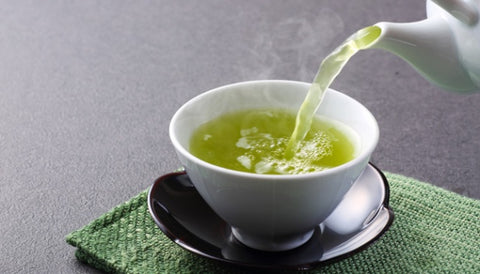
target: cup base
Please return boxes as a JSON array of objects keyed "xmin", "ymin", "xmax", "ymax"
[{"xmin": 231, "ymin": 227, "xmax": 315, "ymax": 252}]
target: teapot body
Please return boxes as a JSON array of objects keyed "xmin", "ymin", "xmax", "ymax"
[
  {"xmin": 427, "ymin": 0, "xmax": 480, "ymax": 89},
  {"xmin": 372, "ymin": 0, "xmax": 480, "ymax": 92}
]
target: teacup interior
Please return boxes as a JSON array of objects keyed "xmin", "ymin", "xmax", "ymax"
[{"xmin": 171, "ymin": 80, "xmax": 378, "ymax": 162}]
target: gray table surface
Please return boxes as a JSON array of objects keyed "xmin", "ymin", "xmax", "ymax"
[{"xmin": 1, "ymin": 0, "xmax": 479, "ymax": 273}]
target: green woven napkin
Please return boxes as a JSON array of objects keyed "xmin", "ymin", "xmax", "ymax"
[{"xmin": 66, "ymin": 172, "xmax": 480, "ymax": 273}]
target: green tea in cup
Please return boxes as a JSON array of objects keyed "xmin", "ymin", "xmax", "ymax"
[{"xmin": 189, "ymin": 108, "xmax": 357, "ymax": 175}]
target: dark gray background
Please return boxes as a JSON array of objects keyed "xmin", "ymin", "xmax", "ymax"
[{"xmin": 1, "ymin": 0, "xmax": 478, "ymax": 273}]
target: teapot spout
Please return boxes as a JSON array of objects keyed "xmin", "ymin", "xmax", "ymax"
[{"xmin": 371, "ymin": 17, "xmax": 477, "ymax": 92}]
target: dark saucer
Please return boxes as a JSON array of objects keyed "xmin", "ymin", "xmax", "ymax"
[{"xmin": 147, "ymin": 163, "xmax": 394, "ymax": 270}]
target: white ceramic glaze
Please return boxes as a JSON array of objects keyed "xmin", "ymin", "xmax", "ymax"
[
  {"xmin": 169, "ymin": 80, "xmax": 379, "ymax": 251},
  {"xmin": 372, "ymin": 0, "xmax": 480, "ymax": 92}
]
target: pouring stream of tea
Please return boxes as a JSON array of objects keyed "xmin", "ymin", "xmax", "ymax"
[{"xmin": 285, "ymin": 26, "xmax": 382, "ymax": 158}]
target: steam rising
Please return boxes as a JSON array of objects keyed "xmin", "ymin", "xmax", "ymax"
[{"xmin": 239, "ymin": 9, "xmax": 345, "ymax": 81}]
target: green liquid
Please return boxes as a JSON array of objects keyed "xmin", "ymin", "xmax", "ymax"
[
  {"xmin": 189, "ymin": 109, "xmax": 356, "ymax": 175},
  {"xmin": 285, "ymin": 26, "xmax": 381, "ymax": 158}
]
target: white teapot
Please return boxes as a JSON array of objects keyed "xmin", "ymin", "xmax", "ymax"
[{"xmin": 371, "ymin": 0, "xmax": 480, "ymax": 92}]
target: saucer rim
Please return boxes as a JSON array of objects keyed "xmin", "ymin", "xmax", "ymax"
[{"xmin": 147, "ymin": 163, "xmax": 394, "ymax": 270}]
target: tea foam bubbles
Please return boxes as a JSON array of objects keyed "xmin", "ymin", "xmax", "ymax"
[{"xmin": 239, "ymin": 131, "xmax": 334, "ymax": 175}]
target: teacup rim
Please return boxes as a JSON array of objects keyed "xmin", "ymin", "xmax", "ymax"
[{"xmin": 169, "ymin": 79, "xmax": 379, "ymax": 181}]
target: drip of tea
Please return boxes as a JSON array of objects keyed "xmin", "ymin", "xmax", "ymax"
[{"xmin": 285, "ymin": 26, "xmax": 381, "ymax": 158}]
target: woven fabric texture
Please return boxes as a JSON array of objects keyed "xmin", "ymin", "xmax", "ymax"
[{"xmin": 66, "ymin": 172, "xmax": 480, "ymax": 273}]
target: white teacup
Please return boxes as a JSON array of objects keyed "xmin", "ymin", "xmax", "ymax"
[{"xmin": 169, "ymin": 80, "xmax": 379, "ymax": 251}]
